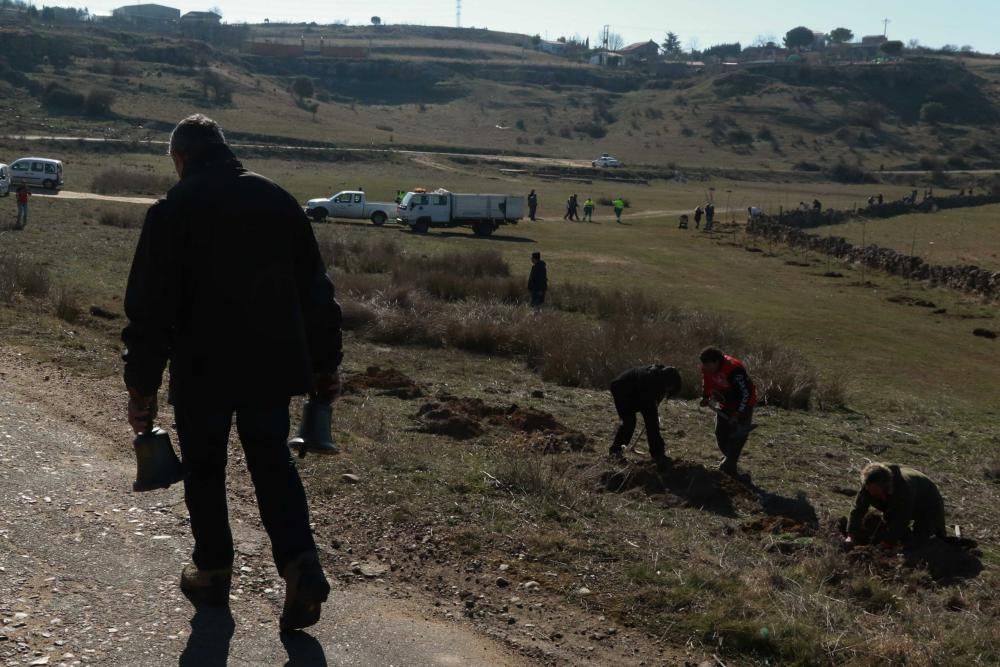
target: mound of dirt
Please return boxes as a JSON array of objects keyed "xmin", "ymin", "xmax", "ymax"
[
  {"xmin": 345, "ymin": 366, "xmax": 425, "ymax": 399},
  {"xmin": 742, "ymin": 516, "xmax": 815, "ymax": 537},
  {"xmin": 600, "ymin": 460, "xmax": 758, "ymax": 517},
  {"xmin": 973, "ymin": 328, "xmax": 997, "ymax": 340},
  {"xmin": 414, "ymin": 394, "xmax": 589, "ymax": 446},
  {"xmin": 888, "ymin": 295, "xmax": 937, "ymax": 308}
]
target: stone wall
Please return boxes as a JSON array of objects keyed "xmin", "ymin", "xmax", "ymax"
[
  {"xmin": 776, "ymin": 193, "xmax": 1000, "ymax": 230},
  {"xmin": 747, "ymin": 220, "xmax": 1000, "ymax": 302}
]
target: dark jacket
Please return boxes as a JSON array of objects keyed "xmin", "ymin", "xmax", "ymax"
[
  {"xmin": 610, "ymin": 365, "xmax": 681, "ymax": 412},
  {"xmin": 848, "ymin": 465, "xmax": 946, "ymax": 543},
  {"xmin": 528, "ymin": 260, "xmax": 548, "ymax": 292},
  {"xmin": 122, "ymin": 145, "xmax": 343, "ymax": 406}
]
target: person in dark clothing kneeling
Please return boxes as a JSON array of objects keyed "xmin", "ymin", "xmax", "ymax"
[
  {"xmin": 122, "ymin": 114, "xmax": 341, "ymax": 632},
  {"xmin": 528, "ymin": 252, "xmax": 547, "ymax": 307},
  {"xmin": 609, "ymin": 365, "xmax": 682, "ymax": 466},
  {"xmin": 700, "ymin": 347, "xmax": 757, "ymax": 476}
]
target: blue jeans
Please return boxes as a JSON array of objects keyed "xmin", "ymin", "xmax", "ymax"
[
  {"xmin": 16, "ymin": 203, "xmax": 27, "ymax": 228},
  {"xmin": 175, "ymin": 399, "xmax": 316, "ymax": 572}
]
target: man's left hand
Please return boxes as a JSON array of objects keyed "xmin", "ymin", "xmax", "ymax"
[
  {"xmin": 126, "ymin": 387, "xmax": 158, "ymax": 435},
  {"xmin": 314, "ymin": 372, "xmax": 342, "ymax": 403}
]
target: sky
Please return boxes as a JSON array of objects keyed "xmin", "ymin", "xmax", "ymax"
[{"xmin": 81, "ymin": 0, "xmax": 1000, "ymax": 54}]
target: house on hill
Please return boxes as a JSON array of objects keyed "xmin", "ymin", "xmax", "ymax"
[
  {"xmin": 589, "ymin": 51, "xmax": 625, "ymax": 67},
  {"xmin": 619, "ymin": 40, "xmax": 660, "ymax": 62},
  {"xmin": 112, "ymin": 3, "xmax": 179, "ymax": 28},
  {"xmin": 536, "ymin": 40, "xmax": 568, "ymax": 56},
  {"xmin": 181, "ymin": 10, "xmax": 221, "ymax": 26},
  {"xmin": 850, "ymin": 35, "xmax": 889, "ymax": 59}
]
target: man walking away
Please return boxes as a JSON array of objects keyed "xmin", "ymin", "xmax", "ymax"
[
  {"xmin": 694, "ymin": 206, "xmax": 703, "ymax": 229},
  {"xmin": 609, "ymin": 365, "xmax": 681, "ymax": 466},
  {"xmin": 845, "ymin": 463, "xmax": 947, "ymax": 550},
  {"xmin": 564, "ymin": 194, "xmax": 580, "ymax": 221},
  {"xmin": 527, "ymin": 189, "xmax": 538, "ymax": 221},
  {"xmin": 583, "ymin": 197, "xmax": 595, "ymax": 222},
  {"xmin": 122, "ymin": 114, "xmax": 342, "ymax": 632},
  {"xmin": 528, "ymin": 251, "xmax": 547, "ymax": 307},
  {"xmin": 613, "ymin": 196, "xmax": 626, "ymax": 224},
  {"xmin": 699, "ymin": 347, "xmax": 757, "ymax": 476},
  {"xmin": 14, "ymin": 184, "xmax": 30, "ymax": 230},
  {"xmin": 704, "ymin": 202, "xmax": 715, "ymax": 230}
]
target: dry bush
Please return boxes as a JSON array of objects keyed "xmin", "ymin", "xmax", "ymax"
[
  {"xmin": 55, "ymin": 289, "xmax": 82, "ymax": 324},
  {"xmin": 97, "ymin": 208, "xmax": 144, "ymax": 229},
  {"xmin": 91, "ymin": 169, "xmax": 174, "ymax": 196},
  {"xmin": 320, "ymin": 233, "xmax": 401, "ymax": 274},
  {"xmin": 0, "ymin": 253, "xmax": 51, "ymax": 303}
]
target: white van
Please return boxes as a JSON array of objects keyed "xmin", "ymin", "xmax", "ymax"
[
  {"xmin": 0, "ymin": 164, "xmax": 9, "ymax": 196},
  {"xmin": 9, "ymin": 157, "xmax": 64, "ymax": 190}
]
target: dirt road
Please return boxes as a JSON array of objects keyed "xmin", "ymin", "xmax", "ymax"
[{"xmin": 0, "ymin": 351, "xmax": 530, "ymax": 667}]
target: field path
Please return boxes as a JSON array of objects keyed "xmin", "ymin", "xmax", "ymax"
[{"xmin": 0, "ymin": 349, "xmax": 531, "ymax": 667}]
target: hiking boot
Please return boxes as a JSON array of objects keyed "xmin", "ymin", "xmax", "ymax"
[
  {"xmin": 180, "ymin": 563, "xmax": 232, "ymax": 607},
  {"xmin": 718, "ymin": 458, "xmax": 738, "ymax": 477},
  {"xmin": 652, "ymin": 454, "xmax": 672, "ymax": 471},
  {"xmin": 280, "ymin": 551, "xmax": 331, "ymax": 633}
]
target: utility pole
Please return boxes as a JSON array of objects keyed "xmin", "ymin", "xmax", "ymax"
[
  {"xmin": 601, "ymin": 24, "xmax": 609, "ymax": 50},
  {"xmin": 456, "ymin": 0, "xmax": 462, "ymax": 28},
  {"xmin": 882, "ymin": 18, "xmax": 890, "ymax": 37}
]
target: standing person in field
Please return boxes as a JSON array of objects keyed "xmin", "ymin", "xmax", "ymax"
[
  {"xmin": 564, "ymin": 194, "xmax": 580, "ymax": 221},
  {"xmin": 613, "ymin": 196, "xmax": 626, "ymax": 224},
  {"xmin": 583, "ymin": 197, "xmax": 595, "ymax": 222},
  {"xmin": 699, "ymin": 347, "xmax": 757, "ymax": 476},
  {"xmin": 705, "ymin": 202, "xmax": 715, "ymax": 229},
  {"xmin": 845, "ymin": 463, "xmax": 947, "ymax": 550},
  {"xmin": 609, "ymin": 364, "xmax": 682, "ymax": 466},
  {"xmin": 122, "ymin": 114, "xmax": 342, "ymax": 632},
  {"xmin": 527, "ymin": 189, "xmax": 538, "ymax": 221},
  {"xmin": 693, "ymin": 206, "xmax": 704, "ymax": 230},
  {"xmin": 14, "ymin": 184, "xmax": 30, "ymax": 230},
  {"xmin": 528, "ymin": 251, "xmax": 547, "ymax": 307}
]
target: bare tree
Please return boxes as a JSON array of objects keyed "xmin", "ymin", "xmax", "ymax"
[{"xmin": 608, "ymin": 32, "xmax": 625, "ymax": 51}]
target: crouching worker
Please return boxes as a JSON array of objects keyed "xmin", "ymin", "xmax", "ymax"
[
  {"xmin": 122, "ymin": 114, "xmax": 342, "ymax": 632},
  {"xmin": 699, "ymin": 347, "xmax": 757, "ymax": 476},
  {"xmin": 845, "ymin": 463, "xmax": 946, "ymax": 550},
  {"xmin": 609, "ymin": 365, "xmax": 682, "ymax": 466}
]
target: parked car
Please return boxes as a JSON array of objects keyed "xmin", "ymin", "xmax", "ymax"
[
  {"xmin": 305, "ymin": 190, "xmax": 396, "ymax": 225},
  {"xmin": 592, "ymin": 153, "xmax": 623, "ymax": 168},
  {"xmin": 9, "ymin": 157, "xmax": 64, "ymax": 190},
  {"xmin": 396, "ymin": 188, "xmax": 525, "ymax": 236},
  {"xmin": 0, "ymin": 164, "xmax": 9, "ymax": 196}
]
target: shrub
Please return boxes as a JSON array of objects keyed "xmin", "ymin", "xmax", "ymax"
[
  {"xmin": 574, "ymin": 122, "xmax": 607, "ymax": 139},
  {"xmin": 0, "ymin": 253, "xmax": 51, "ymax": 303},
  {"xmin": 793, "ymin": 161, "xmax": 823, "ymax": 172},
  {"xmin": 91, "ymin": 169, "xmax": 174, "ymax": 196},
  {"xmin": 727, "ymin": 129, "xmax": 754, "ymax": 145},
  {"xmin": 55, "ymin": 289, "xmax": 82, "ymax": 324},
  {"xmin": 97, "ymin": 208, "xmax": 145, "ymax": 229},
  {"xmin": 43, "ymin": 84, "xmax": 84, "ymax": 111},
  {"xmin": 756, "ymin": 126, "xmax": 775, "ymax": 142},
  {"xmin": 921, "ymin": 102, "xmax": 947, "ymax": 124},
  {"xmin": 84, "ymin": 89, "xmax": 115, "ymax": 117},
  {"xmin": 515, "ymin": 119, "xmax": 526, "ymax": 131},
  {"xmin": 829, "ymin": 163, "xmax": 878, "ymax": 184}
]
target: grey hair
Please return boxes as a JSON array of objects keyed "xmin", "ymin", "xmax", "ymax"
[{"xmin": 168, "ymin": 114, "xmax": 227, "ymax": 157}]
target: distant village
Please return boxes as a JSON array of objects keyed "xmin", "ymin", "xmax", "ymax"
[{"xmin": 0, "ymin": 1, "xmax": 980, "ymax": 69}]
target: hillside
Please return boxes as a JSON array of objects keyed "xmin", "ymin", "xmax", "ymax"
[{"xmin": 4, "ymin": 23, "xmax": 1000, "ymax": 173}]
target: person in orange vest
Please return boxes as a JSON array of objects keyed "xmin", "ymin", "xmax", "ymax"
[{"xmin": 699, "ymin": 347, "xmax": 758, "ymax": 476}]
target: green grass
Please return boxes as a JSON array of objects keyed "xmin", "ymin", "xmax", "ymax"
[{"xmin": 814, "ymin": 204, "xmax": 1000, "ymax": 271}]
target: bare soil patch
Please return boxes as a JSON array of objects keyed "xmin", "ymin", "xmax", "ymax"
[{"xmin": 344, "ymin": 366, "xmax": 426, "ymax": 399}]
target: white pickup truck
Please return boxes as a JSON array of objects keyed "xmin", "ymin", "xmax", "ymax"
[
  {"xmin": 396, "ymin": 189, "xmax": 525, "ymax": 236},
  {"xmin": 305, "ymin": 191, "xmax": 396, "ymax": 225}
]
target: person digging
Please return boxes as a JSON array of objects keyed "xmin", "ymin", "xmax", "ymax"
[
  {"xmin": 608, "ymin": 365, "xmax": 682, "ymax": 468},
  {"xmin": 699, "ymin": 347, "xmax": 757, "ymax": 476},
  {"xmin": 844, "ymin": 462, "xmax": 947, "ymax": 551}
]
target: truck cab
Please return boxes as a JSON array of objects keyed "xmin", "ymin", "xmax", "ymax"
[{"xmin": 397, "ymin": 190, "xmax": 451, "ymax": 228}]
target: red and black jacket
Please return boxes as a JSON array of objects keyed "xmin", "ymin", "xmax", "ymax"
[{"xmin": 702, "ymin": 355, "xmax": 757, "ymax": 416}]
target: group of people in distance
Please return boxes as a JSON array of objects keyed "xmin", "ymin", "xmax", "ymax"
[
  {"xmin": 524, "ymin": 190, "xmax": 628, "ymax": 224},
  {"xmin": 609, "ymin": 349, "xmax": 950, "ymax": 553}
]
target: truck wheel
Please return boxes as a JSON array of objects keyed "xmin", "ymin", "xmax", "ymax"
[
  {"xmin": 371, "ymin": 211, "xmax": 387, "ymax": 226},
  {"xmin": 310, "ymin": 208, "xmax": 328, "ymax": 222},
  {"xmin": 42, "ymin": 179, "xmax": 55, "ymax": 190},
  {"xmin": 473, "ymin": 221, "xmax": 494, "ymax": 237},
  {"xmin": 413, "ymin": 220, "xmax": 430, "ymax": 234}
]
